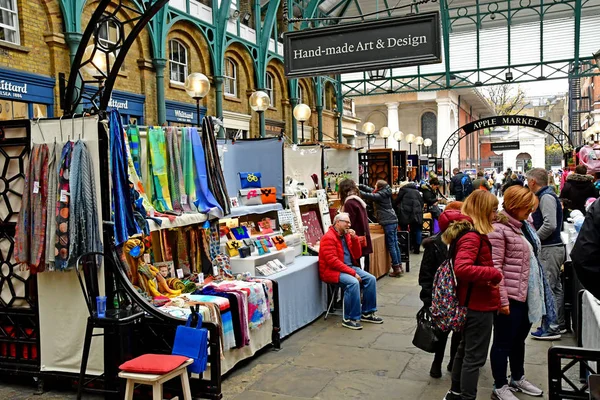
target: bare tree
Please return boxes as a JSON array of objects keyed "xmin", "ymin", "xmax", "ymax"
[{"xmin": 484, "ymin": 84, "xmax": 529, "ymax": 115}]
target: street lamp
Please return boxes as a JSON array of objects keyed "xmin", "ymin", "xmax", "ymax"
[
  {"xmin": 406, "ymin": 133, "xmax": 416, "ymax": 154},
  {"xmin": 393, "ymin": 130, "xmax": 404, "ymax": 150},
  {"xmin": 185, "ymin": 72, "xmax": 210, "ymax": 127},
  {"xmin": 379, "ymin": 126, "xmax": 391, "ymax": 148},
  {"xmin": 293, "ymin": 103, "xmax": 311, "ymax": 143},
  {"xmin": 424, "ymin": 138, "xmax": 432, "ymax": 157},
  {"xmin": 416, "ymin": 136, "xmax": 424, "ymax": 155},
  {"xmin": 362, "ymin": 122, "xmax": 375, "ymax": 151},
  {"xmin": 250, "ymin": 90, "xmax": 270, "ymax": 137}
]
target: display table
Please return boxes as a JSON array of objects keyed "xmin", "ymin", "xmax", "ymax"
[
  {"xmin": 269, "ymin": 256, "xmax": 327, "ymax": 338},
  {"xmin": 370, "ymin": 232, "xmax": 392, "ymax": 279}
]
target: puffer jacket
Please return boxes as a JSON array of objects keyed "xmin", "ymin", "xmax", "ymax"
[
  {"xmin": 439, "ymin": 210, "xmax": 502, "ymax": 312},
  {"xmin": 571, "ymin": 198, "xmax": 600, "ymax": 300},
  {"xmin": 418, "ymin": 234, "xmax": 448, "ymax": 307},
  {"xmin": 359, "ymin": 184, "xmax": 398, "ymax": 226},
  {"xmin": 420, "ymin": 184, "xmax": 438, "ymax": 207},
  {"xmin": 560, "ymin": 172, "xmax": 599, "ymax": 213},
  {"xmin": 318, "ymin": 226, "xmax": 362, "ymax": 284},
  {"xmin": 487, "ymin": 211, "xmax": 530, "ymax": 307},
  {"xmin": 394, "ymin": 183, "xmax": 424, "ymax": 226}
]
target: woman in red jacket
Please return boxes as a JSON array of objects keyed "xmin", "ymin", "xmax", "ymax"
[
  {"xmin": 440, "ymin": 190, "xmax": 503, "ymax": 400},
  {"xmin": 339, "ymin": 179, "xmax": 373, "ymax": 272}
]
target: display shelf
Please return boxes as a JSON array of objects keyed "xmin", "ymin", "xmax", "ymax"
[
  {"xmin": 229, "ymin": 247, "xmax": 296, "ymax": 275},
  {"xmin": 148, "ymin": 212, "xmax": 209, "ymax": 232},
  {"xmin": 226, "ymin": 203, "xmax": 283, "ymax": 218},
  {"xmin": 297, "ymin": 197, "xmax": 319, "ymax": 206}
]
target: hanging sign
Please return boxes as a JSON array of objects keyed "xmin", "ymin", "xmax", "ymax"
[
  {"xmin": 165, "ymin": 100, "xmax": 206, "ymax": 125},
  {"xmin": 491, "ymin": 141, "xmax": 521, "ymax": 151},
  {"xmin": 284, "ymin": 12, "xmax": 441, "ymax": 78},
  {"xmin": 0, "ymin": 67, "xmax": 55, "ymax": 104},
  {"xmin": 462, "ymin": 116, "xmax": 550, "ymax": 134}
]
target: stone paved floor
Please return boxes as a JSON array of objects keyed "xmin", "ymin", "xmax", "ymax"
[{"xmin": 0, "ymin": 251, "xmax": 576, "ymax": 399}]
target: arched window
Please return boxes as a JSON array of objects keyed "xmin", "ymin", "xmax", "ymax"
[
  {"xmin": 224, "ymin": 58, "xmax": 237, "ymax": 97},
  {"xmin": 169, "ymin": 39, "xmax": 188, "ymax": 83},
  {"xmin": 265, "ymin": 72, "xmax": 275, "ymax": 107},
  {"xmin": 421, "ymin": 112, "xmax": 437, "ymax": 155}
]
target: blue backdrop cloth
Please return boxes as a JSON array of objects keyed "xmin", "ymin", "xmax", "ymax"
[{"xmin": 219, "ymin": 138, "xmax": 284, "ymax": 199}]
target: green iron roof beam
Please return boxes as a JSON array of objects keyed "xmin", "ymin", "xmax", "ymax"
[
  {"xmin": 382, "ymin": 0, "xmax": 392, "ymax": 17},
  {"xmin": 353, "ymin": 0, "xmax": 365, "ymax": 21},
  {"xmin": 323, "ymin": 0, "xmax": 352, "ymax": 16},
  {"xmin": 256, "ymin": 0, "xmax": 281, "ymax": 89},
  {"xmin": 574, "ymin": 0, "xmax": 582, "ymax": 72},
  {"xmin": 301, "ymin": 0, "xmax": 322, "ymax": 29},
  {"xmin": 439, "ymin": 0, "xmax": 452, "ymax": 88}
]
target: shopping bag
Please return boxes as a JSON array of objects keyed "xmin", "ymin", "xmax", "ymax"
[
  {"xmin": 412, "ymin": 307, "xmax": 442, "ymax": 353},
  {"xmin": 172, "ymin": 314, "xmax": 209, "ymax": 373}
]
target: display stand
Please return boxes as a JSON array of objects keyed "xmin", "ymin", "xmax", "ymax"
[{"xmin": 359, "ymin": 149, "xmax": 394, "ymax": 188}]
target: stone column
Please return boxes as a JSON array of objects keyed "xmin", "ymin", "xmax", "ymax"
[
  {"xmin": 214, "ymin": 76, "xmax": 225, "ymax": 138},
  {"xmin": 385, "ymin": 102, "xmax": 399, "ymax": 149},
  {"xmin": 152, "ymin": 58, "xmax": 167, "ymax": 125},
  {"xmin": 436, "ymin": 98, "xmax": 458, "ymax": 175}
]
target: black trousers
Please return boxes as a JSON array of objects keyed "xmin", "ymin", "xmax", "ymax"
[{"xmin": 433, "ymin": 329, "xmax": 462, "ymax": 367}]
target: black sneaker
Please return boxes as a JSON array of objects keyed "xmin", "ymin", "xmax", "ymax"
[
  {"xmin": 361, "ymin": 312, "xmax": 384, "ymax": 324},
  {"xmin": 443, "ymin": 391, "xmax": 462, "ymax": 400},
  {"xmin": 342, "ymin": 319, "xmax": 363, "ymax": 330}
]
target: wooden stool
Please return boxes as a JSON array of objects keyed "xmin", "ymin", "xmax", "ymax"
[{"xmin": 118, "ymin": 358, "xmax": 193, "ymax": 400}]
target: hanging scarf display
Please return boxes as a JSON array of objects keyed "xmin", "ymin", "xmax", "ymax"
[
  {"xmin": 15, "ymin": 143, "xmax": 50, "ymax": 273},
  {"xmin": 110, "ymin": 110, "xmax": 141, "ymax": 246},
  {"xmin": 68, "ymin": 140, "xmax": 103, "ymax": 264},
  {"xmin": 166, "ymin": 127, "xmax": 190, "ymax": 212},
  {"xmin": 126, "ymin": 125, "xmax": 142, "ymax": 179},
  {"xmin": 181, "ymin": 128, "xmax": 198, "ymax": 211},
  {"xmin": 44, "ymin": 142, "xmax": 59, "ymax": 270},
  {"xmin": 190, "ymin": 127, "xmax": 221, "ymax": 215},
  {"xmin": 54, "ymin": 141, "xmax": 74, "ymax": 271},
  {"xmin": 147, "ymin": 127, "xmax": 173, "ymax": 211},
  {"xmin": 201, "ymin": 117, "xmax": 230, "ymax": 216},
  {"xmin": 124, "ymin": 128, "xmax": 154, "ymax": 213}
]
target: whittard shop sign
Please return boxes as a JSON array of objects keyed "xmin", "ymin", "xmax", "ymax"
[{"xmin": 284, "ymin": 12, "xmax": 441, "ymax": 78}]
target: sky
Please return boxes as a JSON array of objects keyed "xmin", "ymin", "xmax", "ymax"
[{"xmin": 518, "ymin": 79, "xmax": 569, "ymax": 97}]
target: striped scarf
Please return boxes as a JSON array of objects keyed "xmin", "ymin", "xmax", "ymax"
[
  {"xmin": 201, "ymin": 118, "xmax": 230, "ymax": 216},
  {"xmin": 54, "ymin": 141, "xmax": 73, "ymax": 271},
  {"xmin": 166, "ymin": 127, "xmax": 190, "ymax": 212},
  {"xmin": 44, "ymin": 142, "xmax": 60, "ymax": 270},
  {"xmin": 68, "ymin": 140, "xmax": 103, "ymax": 265},
  {"xmin": 181, "ymin": 127, "xmax": 198, "ymax": 211},
  {"xmin": 15, "ymin": 143, "xmax": 49, "ymax": 273},
  {"xmin": 124, "ymin": 129, "xmax": 154, "ymax": 213}
]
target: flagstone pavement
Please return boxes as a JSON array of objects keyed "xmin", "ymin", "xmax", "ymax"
[{"xmin": 0, "ymin": 252, "xmax": 576, "ymax": 399}]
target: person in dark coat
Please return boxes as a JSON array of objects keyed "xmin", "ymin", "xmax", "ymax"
[
  {"xmin": 394, "ymin": 181, "xmax": 424, "ymax": 254},
  {"xmin": 339, "ymin": 179, "xmax": 373, "ymax": 273},
  {"xmin": 360, "ymin": 180, "xmax": 403, "ymax": 277},
  {"xmin": 419, "ymin": 201, "xmax": 463, "ymax": 379},
  {"xmin": 421, "ymin": 177, "xmax": 443, "ymax": 233},
  {"xmin": 560, "ymin": 165, "xmax": 599, "ymax": 215},
  {"xmin": 450, "ymin": 168, "xmax": 470, "ymax": 201},
  {"xmin": 571, "ymin": 197, "xmax": 600, "ymax": 300}
]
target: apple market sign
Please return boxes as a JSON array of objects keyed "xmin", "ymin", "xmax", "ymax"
[{"xmin": 284, "ymin": 12, "xmax": 441, "ymax": 78}]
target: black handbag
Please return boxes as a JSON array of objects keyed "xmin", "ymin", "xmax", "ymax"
[{"xmin": 412, "ymin": 307, "xmax": 442, "ymax": 353}]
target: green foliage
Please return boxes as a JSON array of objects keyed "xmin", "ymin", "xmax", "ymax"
[
  {"xmin": 484, "ymin": 84, "xmax": 528, "ymax": 115},
  {"xmin": 545, "ymin": 144, "xmax": 564, "ymax": 170}
]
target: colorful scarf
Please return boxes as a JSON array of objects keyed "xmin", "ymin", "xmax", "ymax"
[
  {"xmin": 147, "ymin": 127, "xmax": 173, "ymax": 211},
  {"xmin": 15, "ymin": 143, "xmax": 49, "ymax": 273},
  {"xmin": 181, "ymin": 128, "xmax": 198, "ymax": 211},
  {"xmin": 54, "ymin": 141, "xmax": 73, "ymax": 271},
  {"xmin": 126, "ymin": 125, "xmax": 142, "ymax": 179},
  {"xmin": 68, "ymin": 140, "xmax": 103, "ymax": 265},
  {"xmin": 110, "ymin": 110, "xmax": 141, "ymax": 246},
  {"xmin": 124, "ymin": 128, "xmax": 154, "ymax": 213},
  {"xmin": 190, "ymin": 127, "xmax": 221, "ymax": 216},
  {"xmin": 166, "ymin": 127, "xmax": 189, "ymax": 212}
]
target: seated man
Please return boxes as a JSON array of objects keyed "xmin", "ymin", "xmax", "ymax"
[{"xmin": 319, "ymin": 212, "xmax": 383, "ymax": 330}]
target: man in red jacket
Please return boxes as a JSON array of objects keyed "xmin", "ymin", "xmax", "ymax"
[{"xmin": 319, "ymin": 212, "xmax": 383, "ymax": 330}]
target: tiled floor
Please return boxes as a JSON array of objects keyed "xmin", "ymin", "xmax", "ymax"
[{"xmin": 0, "ymin": 251, "xmax": 576, "ymax": 399}]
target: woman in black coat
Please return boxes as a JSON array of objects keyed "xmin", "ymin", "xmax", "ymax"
[
  {"xmin": 418, "ymin": 202, "xmax": 463, "ymax": 378},
  {"xmin": 394, "ymin": 181, "xmax": 424, "ymax": 254}
]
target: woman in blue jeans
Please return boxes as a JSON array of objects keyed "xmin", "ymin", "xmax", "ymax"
[{"xmin": 359, "ymin": 180, "xmax": 403, "ymax": 277}]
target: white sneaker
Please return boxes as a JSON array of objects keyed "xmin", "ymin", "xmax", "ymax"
[
  {"xmin": 491, "ymin": 385, "xmax": 519, "ymax": 400},
  {"xmin": 510, "ymin": 376, "xmax": 543, "ymax": 397}
]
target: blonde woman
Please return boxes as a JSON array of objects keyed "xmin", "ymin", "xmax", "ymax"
[{"xmin": 440, "ymin": 190, "xmax": 503, "ymax": 400}]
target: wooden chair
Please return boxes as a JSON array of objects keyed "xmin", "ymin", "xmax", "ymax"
[{"xmin": 118, "ymin": 358, "xmax": 193, "ymax": 400}]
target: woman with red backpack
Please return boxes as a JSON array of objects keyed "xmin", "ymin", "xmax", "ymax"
[{"xmin": 440, "ymin": 190, "xmax": 503, "ymax": 400}]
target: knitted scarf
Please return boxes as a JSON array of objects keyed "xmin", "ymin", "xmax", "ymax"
[
  {"xmin": 54, "ymin": 141, "xmax": 73, "ymax": 271},
  {"xmin": 127, "ymin": 125, "xmax": 142, "ymax": 179},
  {"xmin": 201, "ymin": 118, "xmax": 230, "ymax": 216},
  {"xmin": 68, "ymin": 140, "xmax": 103, "ymax": 265},
  {"xmin": 166, "ymin": 127, "xmax": 190, "ymax": 212},
  {"xmin": 15, "ymin": 143, "xmax": 49, "ymax": 273},
  {"xmin": 44, "ymin": 142, "xmax": 59, "ymax": 270}
]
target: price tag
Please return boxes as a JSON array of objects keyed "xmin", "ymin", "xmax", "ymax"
[
  {"xmin": 33, "ymin": 181, "xmax": 39, "ymax": 194},
  {"xmin": 181, "ymin": 194, "xmax": 188, "ymax": 205},
  {"xmin": 143, "ymin": 254, "xmax": 151, "ymax": 264},
  {"xmin": 176, "ymin": 268, "xmax": 184, "ymax": 278},
  {"xmin": 60, "ymin": 190, "xmax": 68, "ymax": 202},
  {"xmin": 198, "ymin": 273, "xmax": 204, "ymax": 284},
  {"xmin": 149, "ymin": 209, "xmax": 155, "ymax": 217}
]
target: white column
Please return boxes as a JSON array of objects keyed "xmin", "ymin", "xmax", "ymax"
[
  {"xmin": 436, "ymin": 98, "xmax": 459, "ymax": 173},
  {"xmin": 386, "ymin": 102, "xmax": 400, "ymax": 150}
]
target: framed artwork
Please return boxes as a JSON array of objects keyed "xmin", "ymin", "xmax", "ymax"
[{"xmin": 230, "ymin": 197, "xmax": 240, "ymax": 208}]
